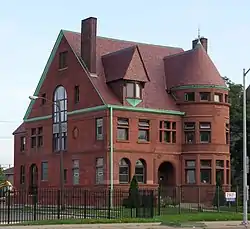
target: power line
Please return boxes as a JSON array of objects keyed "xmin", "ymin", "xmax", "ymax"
[{"xmin": 0, "ymin": 121, "xmax": 20, "ymax": 123}]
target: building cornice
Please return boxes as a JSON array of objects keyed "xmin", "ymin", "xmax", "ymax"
[{"xmin": 23, "ymin": 104, "xmax": 185, "ymax": 123}]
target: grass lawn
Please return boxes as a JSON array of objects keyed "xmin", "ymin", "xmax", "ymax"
[
  {"xmin": 157, "ymin": 212, "xmax": 247, "ymax": 226},
  {"xmin": 2, "ymin": 211, "xmax": 248, "ymax": 226},
  {"xmin": 6, "ymin": 218, "xmax": 160, "ymax": 226}
]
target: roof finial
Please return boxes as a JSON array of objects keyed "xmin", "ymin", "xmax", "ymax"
[{"xmin": 198, "ymin": 25, "xmax": 201, "ymax": 40}]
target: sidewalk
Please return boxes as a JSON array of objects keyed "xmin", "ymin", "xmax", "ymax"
[
  {"xmin": 1, "ymin": 223, "xmax": 163, "ymax": 229},
  {"xmin": 3, "ymin": 221, "xmax": 249, "ymax": 229}
]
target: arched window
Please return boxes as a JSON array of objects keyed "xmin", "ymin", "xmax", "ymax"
[
  {"xmin": 135, "ymin": 159, "xmax": 146, "ymax": 183},
  {"xmin": 119, "ymin": 158, "xmax": 130, "ymax": 184},
  {"xmin": 53, "ymin": 86, "xmax": 67, "ymax": 151}
]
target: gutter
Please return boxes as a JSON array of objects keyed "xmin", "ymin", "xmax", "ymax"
[{"xmin": 109, "ymin": 106, "xmax": 113, "ymax": 208}]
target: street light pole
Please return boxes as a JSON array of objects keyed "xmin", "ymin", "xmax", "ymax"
[
  {"xmin": 243, "ymin": 68, "xmax": 250, "ymax": 225},
  {"xmin": 29, "ymin": 96, "xmax": 64, "ymax": 209}
]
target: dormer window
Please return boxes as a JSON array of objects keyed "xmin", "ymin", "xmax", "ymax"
[{"xmin": 126, "ymin": 82, "xmax": 141, "ymax": 99}]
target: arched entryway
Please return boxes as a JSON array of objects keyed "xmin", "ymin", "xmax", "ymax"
[
  {"xmin": 29, "ymin": 164, "xmax": 38, "ymax": 194},
  {"xmin": 158, "ymin": 161, "xmax": 175, "ymax": 187}
]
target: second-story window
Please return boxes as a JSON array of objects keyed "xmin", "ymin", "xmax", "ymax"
[
  {"xmin": 31, "ymin": 128, "xmax": 36, "ymax": 148},
  {"xmin": 126, "ymin": 82, "xmax": 141, "ymax": 99},
  {"xmin": 31, "ymin": 127, "xmax": 43, "ymax": 149},
  {"xmin": 138, "ymin": 119, "xmax": 150, "ymax": 142},
  {"xmin": 96, "ymin": 118, "xmax": 103, "ymax": 140},
  {"xmin": 214, "ymin": 93, "xmax": 223, "ymax": 102},
  {"xmin": 117, "ymin": 118, "xmax": 129, "ymax": 141},
  {"xmin": 74, "ymin": 85, "xmax": 80, "ymax": 103},
  {"xmin": 159, "ymin": 121, "xmax": 176, "ymax": 143},
  {"xmin": 184, "ymin": 122, "xmax": 195, "ymax": 143},
  {"xmin": 53, "ymin": 86, "xmax": 67, "ymax": 152},
  {"xmin": 200, "ymin": 92, "xmax": 211, "ymax": 101},
  {"xmin": 184, "ymin": 92, "xmax": 195, "ymax": 101},
  {"xmin": 37, "ymin": 127, "xmax": 43, "ymax": 147},
  {"xmin": 59, "ymin": 51, "xmax": 68, "ymax": 69},
  {"xmin": 226, "ymin": 122, "xmax": 230, "ymax": 144},
  {"xmin": 20, "ymin": 136, "xmax": 26, "ymax": 151},
  {"xmin": 199, "ymin": 122, "xmax": 211, "ymax": 143}
]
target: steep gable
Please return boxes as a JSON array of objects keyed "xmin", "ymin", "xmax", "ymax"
[
  {"xmin": 102, "ymin": 46, "xmax": 135, "ymax": 83},
  {"xmin": 102, "ymin": 46, "xmax": 149, "ymax": 83},
  {"xmin": 23, "ymin": 30, "xmax": 104, "ymax": 121},
  {"xmin": 123, "ymin": 46, "xmax": 149, "ymax": 82}
]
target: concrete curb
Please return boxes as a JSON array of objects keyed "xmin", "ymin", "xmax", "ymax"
[{"xmin": 5, "ymin": 222, "xmax": 163, "ymax": 229}]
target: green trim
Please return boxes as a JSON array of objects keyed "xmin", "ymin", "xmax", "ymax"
[
  {"xmin": 126, "ymin": 98, "xmax": 142, "ymax": 107},
  {"xmin": 67, "ymin": 105, "xmax": 107, "ymax": 115},
  {"xmin": 24, "ymin": 104, "xmax": 185, "ymax": 122},
  {"xmin": 24, "ymin": 115, "xmax": 52, "ymax": 123},
  {"xmin": 171, "ymin": 84, "xmax": 229, "ymax": 91},
  {"xmin": 23, "ymin": 30, "xmax": 64, "ymax": 120},
  {"xmin": 107, "ymin": 105, "xmax": 185, "ymax": 116}
]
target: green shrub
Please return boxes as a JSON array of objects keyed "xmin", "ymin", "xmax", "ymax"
[
  {"xmin": 213, "ymin": 181, "xmax": 226, "ymax": 207},
  {"xmin": 123, "ymin": 176, "xmax": 140, "ymax": 208}
]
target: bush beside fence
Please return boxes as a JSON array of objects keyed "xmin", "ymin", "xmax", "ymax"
[{"xmin": 0, "ymin": 185, "xmax": 244, "ymax": 225}]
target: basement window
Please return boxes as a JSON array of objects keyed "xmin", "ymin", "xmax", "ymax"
[{"xmin": 184, "ymin": 92, "xmax": 195, "ymax": 101}]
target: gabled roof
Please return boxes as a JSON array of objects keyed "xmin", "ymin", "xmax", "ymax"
[
  {"xmin": 3, "ymin": 167, "xmax": 14, "ymax": 175},
  {"xmin": 164, "ymin": 44, "xmax": 226, "ymax": 89},
  {"xmin": 102, "ymin": 45, "xmax": 150, "ymax": 83},
  {"xmin": 64, "ymin": 31, "xmax": 183, "ymax": 110},
  {"xmin": 12, "ymin": 123, "xmax": 25, "ymax": 135}
]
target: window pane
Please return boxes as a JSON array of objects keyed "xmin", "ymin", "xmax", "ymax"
[
  {"xmin": 135, "ymin": 83, "xmax": 141, "ymax": 98},
  {"xmin": 200, "ymin": 160, "xmax": 211, "ymax": 167},
  {"xmin": 200, "ymin": 169, "xmax": 211, "ymax": 183},
  {"xmin": 186, "ymin": 160, "xmax": 195, "ymax": 167},
  {"xmin": 138, "ymin": 130, "xmax": 149, "ymax": 141},
  {"xmin": 117, "ymin": 128, "xmax": 128, "ymax": 140},
  {"xmin": 200, "ymin": 131, "xmax": 211, "ymax": 143},
  {"xmin": 126, "ymin": 83, "xmax": 134, "ymax": 97},
  {"xmin": 185, "ymin": 132, "xmax": 195, "ymax": 143},
  {"xmin": 186, "ymin": 170, "xmax": 195, "ymax": 184},
  {"xmin": 73, "ymin": 168, "xmax": 79, "ymax": 185}
]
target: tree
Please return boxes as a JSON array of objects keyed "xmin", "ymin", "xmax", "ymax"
[
  {"xmin": 213, "ymin": 179, "xmax": 226, "ymax": 208},
  {"xmin": 123, "ymin": 176, "xmax": 140, "ymax": 208}
]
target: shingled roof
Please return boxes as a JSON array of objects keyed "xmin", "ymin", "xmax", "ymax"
[
  {"xmin": 64, "ymin": 31, "xmax": 184, "ymax": 110},
  {"xmin": 164, "ymin": 43, "xmax": 226, "ymax": 89}
]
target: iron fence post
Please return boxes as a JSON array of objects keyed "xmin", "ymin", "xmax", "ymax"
[
  {"xmin": 33, "ymin": 191, "xmax": 37, "ymax": 221},
  {"xmin": 7, "ymin": 190, "xmax": 11, "ymax": 225},
  {"xmin": 108, "ymin": 189, "xmax": 111, "ymax": 219},
  {"xmin": 197, "ymin": 186, "xmax": 200, "ymax": 212},
  {"xmin": 84, "ymin": 190, "xmax": 87, "ymax": 219},
  {"xmin": 178, "ymin": 186, "xmax": 181, "ymax": 214},
  {"xmin": 57, "ymin": 190, "xmax": 61, "ymax": 219},
  {"xmin": 157, "ymin": 187, "xmax": 160, "ymax": 216},
  {"xmin": 150, "ymin": 190, "xmax": 154, "ymax": 218}
]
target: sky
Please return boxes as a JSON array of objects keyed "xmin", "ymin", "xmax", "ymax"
[{"xmin": 1, "ymin": 0, "xmax": 250, "ymax": 165}]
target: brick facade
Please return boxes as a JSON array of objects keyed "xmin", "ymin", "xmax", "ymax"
[{"xmin": 13, "ymin": 17, "xmax": 230, "ymax": 205}]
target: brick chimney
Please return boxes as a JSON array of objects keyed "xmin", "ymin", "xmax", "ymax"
[
  {"xmin": 81, "ymin": 17, "xmax": 97, "ymax": 74},
  {"xmin": 192, "ymin": 37, "xmax": 208, "ymax": 52}
]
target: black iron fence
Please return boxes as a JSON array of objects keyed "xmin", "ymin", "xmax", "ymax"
[
  {"xmin": 0, "ymin": 188, "xmax": 155, "ymax": 225},
  {"xmin": 0, "ymin": 185, "xmax": 244, "ymax": 225}
]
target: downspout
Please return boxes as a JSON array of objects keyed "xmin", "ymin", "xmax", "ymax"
[{"xmin": 109, "ymin": 106, "xmax": 113, "ymax": 208}]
